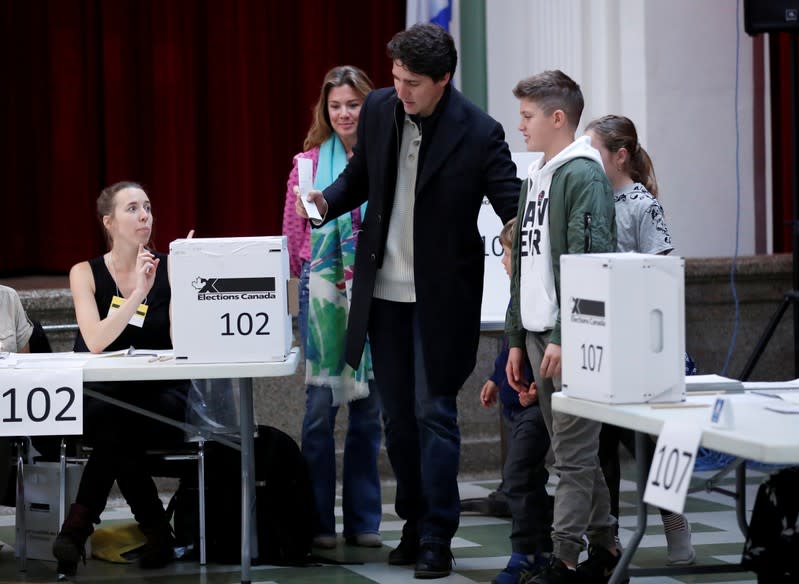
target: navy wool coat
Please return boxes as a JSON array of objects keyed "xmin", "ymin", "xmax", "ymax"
[{"xmin": 322, "ymin": 85, "xmax": 520, "ymax": 396}]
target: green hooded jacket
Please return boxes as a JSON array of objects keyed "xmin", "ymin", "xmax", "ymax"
[{"xmin": 505, "ymin": 156, "xmax": 617, "ymax": 348}]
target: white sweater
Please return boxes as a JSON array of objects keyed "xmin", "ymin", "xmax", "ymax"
[{"xmin": 374, "ymin": 116, "xmax": 422, "ymax": 302}]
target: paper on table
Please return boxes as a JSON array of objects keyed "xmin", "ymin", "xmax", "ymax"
[
  {"xmin": 780, "ymin": 393, "xmax": 799, "ymax": 405},
  {"xmin": 685, "ymin": 374, "xmax": 744, "ymax": 393},
  {"xmin": 297, "ymin": 157, "xmax": 322, "ymax": 221},
  {"xmin": 747, "ymin": 382, "xmax": 799, "ymax": 405},
  {"xmin": 745, "ymin": 379, "xmax": 799, "ymax": 391},
  {"xmin": 752, "ymin": 391, "xmax": 799, "ymax": 406},
  {"xmin": 94, "ymin": 348, "xmax": 165, "ymax": 358},
  {"xmin": 764, "ymin": 403, "xmax": 799, "ymax": 414},
  {"xmin": 10, "ymin": 349, "xmax": 171, "ymax": 369},
  {"xmin": 0, "ymin": 353, "xmax": 18, "ymax": 368},
  {"xmin": 13, "ymin": 352, "xmax": 90, "ymax": 369},
  {"xmin": 88, "ymin": 348, "xmax": 175, "ymax": 362}
]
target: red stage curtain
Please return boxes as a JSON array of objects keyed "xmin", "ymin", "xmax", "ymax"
[
  {"xmin": 0, "ymin": 0, "xmax": 404, "ymax": 274},
  {"xmin": 770, "ymin": 32, "xmax": 798, "ymax": 254}
]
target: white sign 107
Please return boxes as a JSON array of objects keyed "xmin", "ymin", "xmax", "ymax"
[
  {"xmin": 0, "ymin": 368, "xmax": 83, "ymax": 436},
  {"xmin": 643, "ymin": 422, "xmax": 702, "ymax": 514}
]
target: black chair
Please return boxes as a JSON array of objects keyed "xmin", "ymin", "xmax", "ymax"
[
  {"xmin": 15, "ymin": 323, "xmax": 221, "ymax": 567},
  {"xmin": 7, "ymin": 320, "xmax": 55, "ymax": 569},
  {"xmin": 28, "ymin": 319, "xmax": 52, "ymax": 353}
]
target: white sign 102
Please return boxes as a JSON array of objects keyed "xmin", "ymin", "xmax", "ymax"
[{"xmin": 0, "ymin": 368, "xmax": 83, "ymax": 436}]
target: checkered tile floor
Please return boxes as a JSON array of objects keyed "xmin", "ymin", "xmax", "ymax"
[{"xmin": 0, "ymin": 466, "xmax": 766, "ymax": 583}]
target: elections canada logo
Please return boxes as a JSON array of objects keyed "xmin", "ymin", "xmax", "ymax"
[
  {"xmin": 191, "ymin": 277, "xmax": 276, "ymax": 301},
  {"xmin": 570, "ymin": 297, "xmax": 606, "ymax": 326}
]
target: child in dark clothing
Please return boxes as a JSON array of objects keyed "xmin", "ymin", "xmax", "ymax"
[{"xmin": 480, "ymin": 218, "xmax": 554, "ymax": 584}]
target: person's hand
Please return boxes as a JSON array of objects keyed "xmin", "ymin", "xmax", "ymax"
[
  {"xmin": 480, "ymin": 380, "xmax": 499, "ymax": 408},
  {"xmin": 186, "ymin": 229, "xmax": 195, "ymax": 239},
  {"xmin": 540, "ymin": 343, "xmax": 561, "ymax": 378},
  {"xmin": 135, "ymin": 244, "xmax": 159, "ymax": 296},
  {"xmin": 505, "ymin": 347, "xmax": 529, "ymax": 393},
  {"xmin": 294, "ymin": 186, "xmax": 328, "ymax": 219},
  {"xmin": 518, "ymin": 381, "xmax": 538, "ymax": 407}
]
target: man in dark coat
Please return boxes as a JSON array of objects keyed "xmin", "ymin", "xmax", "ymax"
[{"xmin": 297, "ymin": 23, "xmax": 519, "ymax": 579}]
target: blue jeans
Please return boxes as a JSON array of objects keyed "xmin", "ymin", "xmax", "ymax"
[
  {"xmin": 298, "ymin": 261, "xmax": 311, "ymax": 352},
  {"xmin": 301, "ymin": 384, "xmax": 382, "ymax": 537},
  {"xmin": 368, "ymin": 299, "xmax": 461, "ymax": 545},
  {"xmin": 298, "ymin": 261, "xmax": 382, "ymax": 537}
]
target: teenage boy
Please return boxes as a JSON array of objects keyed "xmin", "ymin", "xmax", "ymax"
[{"xmin": 505, "ymin": 70, "xmax": 620, "ymax": 584}]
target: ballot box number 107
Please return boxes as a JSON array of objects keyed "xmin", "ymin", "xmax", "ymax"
[
  {"xmin": 220, "ymin": 311, "xmax": 271, "ymax": 336},
  {"xmin": 579, "ymin": 343, "xmax": 604, "ymax": 372}
]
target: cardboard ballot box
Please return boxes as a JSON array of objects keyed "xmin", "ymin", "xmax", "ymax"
[
  {"xmin": 560, "ymin": 253, "xmax": 685, "ymax": 404},
  {"xmin": 20, "ymin": 462, "xmax": 87, "ymax": 562},
  {"xmin": 170, "ymin": 237, "xmax": 292, "ymax": 363}
]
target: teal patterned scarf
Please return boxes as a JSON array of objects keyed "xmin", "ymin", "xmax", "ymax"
[{"xmin": 305, "ymin": 135, "xmax": 372, "ymax": 405}]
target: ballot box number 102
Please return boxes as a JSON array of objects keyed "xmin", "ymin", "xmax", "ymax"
[{"xmin": 220, "ymin": 311, "xmax": 270, "ymax": 336}]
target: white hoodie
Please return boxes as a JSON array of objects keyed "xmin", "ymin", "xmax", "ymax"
[{"xmin": 520, "ymin": 135, "xmax": 604, "ymax": 332}]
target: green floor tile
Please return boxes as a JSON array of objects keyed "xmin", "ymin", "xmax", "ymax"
[{"xmin": 0, "ymin": 465, "xmax": 763, "ymax": 583}]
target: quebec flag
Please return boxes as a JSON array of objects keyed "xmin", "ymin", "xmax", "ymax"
[{"xmin": 406, "ymin": 0, "xmax": 452, "ymax": 31}]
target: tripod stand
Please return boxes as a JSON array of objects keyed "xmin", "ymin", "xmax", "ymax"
[{"xmin": 739, "ymin": 31, "xmax": 799, "ymax": 381}]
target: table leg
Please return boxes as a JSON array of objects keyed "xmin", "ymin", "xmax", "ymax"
[
  {"xmin": 609, "ymin": 431, "xmax": 650, "ymax": 584},
  {"xmin": 735, "ymin": 461, "xmax": 748, "ymax": 538},
  {"xmin": 16, "ymin": 442, "xmax": 26, "ymax": 572},
  {"xmin": 239, "ymin": 377, "xmax": 257, "ymax": 584}
]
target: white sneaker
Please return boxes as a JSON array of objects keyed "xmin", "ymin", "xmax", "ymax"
[
  {"xmin": 312, "ymin": 534, "xmax": 337, "ymax": 549},
  {"xmin": 665, "ymin": 522, "xmax": 696, "ymax": 565},
  {"xmin": 345, "ymin": 533, "xmax": 382, "ymax": 547}
]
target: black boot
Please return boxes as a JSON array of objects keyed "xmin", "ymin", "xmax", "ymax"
[
  {"xmin": 414, "ymin": 542, "xmax": 453, "ymax": 579},
  {"xmin": 137, "ymin": 521, "xmax": 176, "ymax": 569},
  {"xmin": 52, "ymin": 503, "xmax": 95, "ymax": 577},
  {"xmin": 388, "ymin": 521, "xmax": 419, "ymax": 566}
]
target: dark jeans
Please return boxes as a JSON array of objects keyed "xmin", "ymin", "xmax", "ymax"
[
  {"xmin": 368, "ymin": 299, "xmax": 460, "ymax": 545},
  {"xmin": 76, "ymin": 380, "xmax": 189, "ymax": 526},
  {"xmin": 503, "ymin": 404, "xmax": 553, "ymax": 554}
]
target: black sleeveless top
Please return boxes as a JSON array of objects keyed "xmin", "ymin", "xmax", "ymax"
[
  {"xmin": 74, "ymin": 252, "xmax": 172, "ymax": 352},
  {"xmin": 74, "ymin": 252, "xmax": 188, "ymax": 430},
  {"xmin": 73, "ymin": 253, "xmax": 188, "ymax": 441}
]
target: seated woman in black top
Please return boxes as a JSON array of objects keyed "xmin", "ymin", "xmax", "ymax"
[{"xmin": 53, "ymin": 181, "xmax": 191, "ymax": 576}]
